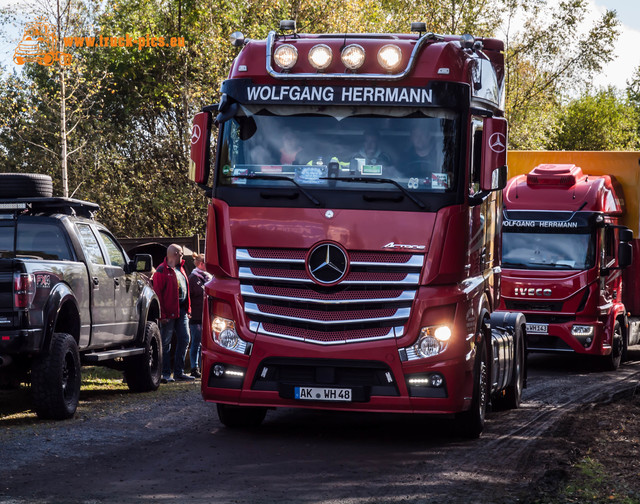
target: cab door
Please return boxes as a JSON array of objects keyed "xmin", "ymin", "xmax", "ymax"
[
  {"xmin": 76, "ymin": 223, "xmax": 114, "ymax": 347},
  {"xmin": 97, "ymin": 229, "xmax": 139, "ymax": 342}
]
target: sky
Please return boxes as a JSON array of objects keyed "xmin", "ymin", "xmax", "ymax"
[{"xmin": 0, "ymin": 0, "xmax": 639, "ymax": 91}]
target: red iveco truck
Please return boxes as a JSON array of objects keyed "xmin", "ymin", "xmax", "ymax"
[
  {"xmin": 501, "ymin": 151, "xmax": 640, "ymax": 370},
  {"xmin": 188, "ymin": 20, "xmax": 526, "ymax": 437}
]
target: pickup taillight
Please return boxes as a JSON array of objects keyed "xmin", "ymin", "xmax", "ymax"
[{"xmin": 13, "ymin": 273, "xmax": 36, "ymax": 309}]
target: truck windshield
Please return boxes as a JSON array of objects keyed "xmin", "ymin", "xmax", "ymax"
[
  {"xmin": 217, "ymin": 106, "xmax": 460, "ymax": 194},
  {"xmin": 502, "ymin": 232, "xmax": 595, "ymax": 270}
]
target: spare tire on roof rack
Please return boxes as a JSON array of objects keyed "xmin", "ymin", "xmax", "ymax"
[{"xmin": 0, "ymin": 173, "xmax": 53, "ymax": 198}]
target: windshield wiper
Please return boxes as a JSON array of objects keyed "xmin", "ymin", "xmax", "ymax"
[
  {"xmin": 320, "ymin": 176, "xmax": 426, "ymax": 209},
  {"xmin": 229, "ymin": 174, "xmax": 321, "ymax": 206}
]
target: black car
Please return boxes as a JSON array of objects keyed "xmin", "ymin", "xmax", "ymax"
[{"xmin": 0, "ymin": 173, "xmax": 162, "ymax": 419}]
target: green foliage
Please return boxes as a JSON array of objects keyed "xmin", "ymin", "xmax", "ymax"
[{"xmin": 551, "ymin": 88, "xmax": 640, "ymax": 151}]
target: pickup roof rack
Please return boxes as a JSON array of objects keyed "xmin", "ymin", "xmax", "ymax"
[{"xmin": 0, "ymin": 197, "xmax": 100, "ymax": 218}]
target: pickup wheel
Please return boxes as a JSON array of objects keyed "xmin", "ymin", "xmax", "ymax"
[
  {"xmin": 217, "ymin": 404, "xmax": 267, "ymax": 428},
  {"xmin": 31, "ymin": 332, "xmax": 81, "ymax": 420},
  {"xmin": 456, "ymin": 339, "xmax": 489, "ymax": 439},
  {"xmin": 124, "ymin": 321, "xmax": 162, "ymax": 392},
  {"xmin": 0, "ymin": 173, "xmax": 53, "ymax": 198},
  {"xmin": 602, "ymin": 321, "xmax": 623, "ymax": 371}
]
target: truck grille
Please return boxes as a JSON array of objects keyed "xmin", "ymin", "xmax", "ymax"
[{"xmin": 237, "ymin": 248, "xmax": 422, "ymax": 345}]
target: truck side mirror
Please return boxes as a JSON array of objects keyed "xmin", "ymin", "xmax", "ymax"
[
  {"xmin": 188, "ymin": 111, "xmax": 213, "ymax": 187},
  {"xmin": 620, "ymin": 228, "xmax": 633, "ymax": 243},
  {"xmin": 619, "ymin": 242, "xmax": 632, "ymax": 269},
  {"xmin": 132, "ymin": 254, "xmax": 153, "ymax": 273},
  {"xmin": 481, "ymin": 116, "xmax": 508, "ymax": 191}
]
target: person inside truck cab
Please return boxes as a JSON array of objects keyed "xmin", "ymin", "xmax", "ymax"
[
  {"xmin": 350, "ymin": 130, "xmax": 392, "ymax": 169},
  {"xmin": 401, "ymin": 125, "xmax": 445, "ymax": 187},
  {"xmin": 279, "ymin": 129, "xmax": 304, "ymax": 165}
]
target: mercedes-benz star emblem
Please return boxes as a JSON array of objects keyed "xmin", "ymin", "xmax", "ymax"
[
  {"xmin": 307, "ymin": 243, "xmax": 348, "ymax": 284},
  {"xmin": 191, "ymin": 124, "xmax": 201, "ymax": 145},
  {"xmin": 489, "ymin": 132, "xmax": 506, "ymax": 153}
]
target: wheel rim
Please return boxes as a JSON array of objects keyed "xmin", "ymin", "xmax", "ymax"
[
  {"xmin": 149, "ymin": 336, "xmax": 160, "ymax": 374},
  {"xmin": 62, "ymin": 351, "xmax": 77, "ymax": 402},
  {"xmin": 613, "ymin": 327, "xmax": 623, "ymax": 360},
  {"xmin": 478, "ymin": 358, "xmax": 488, "ymax": 422}
]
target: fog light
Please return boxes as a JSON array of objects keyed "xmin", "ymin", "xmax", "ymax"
[
  {"xmin": 213, "ymin": 364, "xmax": 225, "ymax": 377},
  {"xmin": 431, "ymin": 373, "xmax": 444, "ymax": 387},
  {"xmin": 309, "ymin": 44, "xmax": 332, "ymax": 70},
  {"xmin": 377, "ymin": 44, "xmax": 402, "ymax": 71},
  {"xmin": 274, "ymin": 44, "xmax": 298, "ymax": 70}
]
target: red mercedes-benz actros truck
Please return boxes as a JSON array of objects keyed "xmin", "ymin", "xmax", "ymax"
[
  {"xmin": 501, "ymin": 151, "xmax": 639, "ymax": 370},
  {"xmin": 188, "ymin": 21, "xmax": 526, "ymax": 437}
]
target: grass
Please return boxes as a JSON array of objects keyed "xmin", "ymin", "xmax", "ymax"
[{"xmin": 0, "ymin": 366, "xmax": 196, "ymax": 426}]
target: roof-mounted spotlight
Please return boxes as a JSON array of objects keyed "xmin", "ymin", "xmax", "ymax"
[
  {"xmin": 274, "ymin": 44, "xmax": 298, "ymax": 70},
  {"xmin": 378, "ymin": 44, "xmax": 402, "ymax": 72},
  {"xmin": 230, "ymin": 31, "xmax": 245, "ymax": 47},
  {"xmin": 280, "ymin": 20, "xmax": 296, "ymax": 32},
  {"xmin": 341, "ymin": 44, "xmax": 365, "ymax": 70},
  {"xmin": 309, "ymin": 44, "xmax": 333, "ymax": 70}
]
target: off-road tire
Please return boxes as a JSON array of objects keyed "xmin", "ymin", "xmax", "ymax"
[
  {"xmin": 456, "ymin": 340, "xmax": 489, "ymax": 439},
  {"xmin": 31, "ymin": 332, "xmax": 81, "ymax": 420},
  {"xmin": 602, "ymin": 321, "xmax": 623, "ymax": 371},
  {"xmin": 217, "ymin": 404, "xmax": 267, "ymax": 428},
  {"xmin": 124, "ymin": 321, "xmax": 162, "ymax": 392},
  {"xmin": 0, "ymin": 173, "xmax": 53, "ymax": 198}
]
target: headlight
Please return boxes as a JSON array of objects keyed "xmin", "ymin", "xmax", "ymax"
[
  {"xmin": 341, "ymin": 44, "xmax": 365, "ymax": 70},
  {"xmin": 211, "ymin": 316, "xmax": 246, "ymax": 353},
  {"xmin": 308, "ymin": 44, "xmax": 332, "ymax": 70},
  {"xmin": 274, "ymin": 44, "xmax": 298, "ymax": 70},
  {"xmin": 571, "ymin": 325, "xmax": 594, "ymax": 337},
  {"xmin": 414, "ymin": 325, "xmax": 451, "ymax": 358},
  {"xmin": 377, "ymin": 44, "xmax": 402, "ymax": 71}
]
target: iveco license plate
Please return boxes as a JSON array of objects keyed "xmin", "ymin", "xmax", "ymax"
[
  {"xmin": 294, "ymin": 386, "xmax": 352, "ymax": 402},
  {"xmin": 526, "ymin": 323, "xmax": 549, "ymax": 334}
]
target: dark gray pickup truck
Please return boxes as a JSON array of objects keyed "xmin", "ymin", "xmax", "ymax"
[{"xmin": 0, "ymin": 173, "xmax": 162, "ymax": 419}]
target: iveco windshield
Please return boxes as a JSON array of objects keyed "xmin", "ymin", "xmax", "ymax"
[
  {"xmin": 217, "ymin": 107, "xmax": 460, "ymax": 196},
  {"xmin": 502, "ymin": 232, "xmax": 595, "ymax": 270}
]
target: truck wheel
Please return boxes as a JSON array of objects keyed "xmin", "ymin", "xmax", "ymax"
[
  {"xmin": 602, "ymin": 321, "xmax": 623, "ymax": 371},
  {"xmin": 493, "ymin": 325, "xmax": 525, "ymax": 410},
  {"xmin": 217, "ymin": 404, "xmax": 267, "ymax": 428},
  {"xmin": 456, "ymin": 340, "xmax": 489, "ymax": 439},
  {"xmin": 0, "ymin": 173, "xmax": 53, "ymax": 198},
  {"xmin": 124, "ymin": 321, "xmax": 162, "ymax": 392},
  {"xmin": 31, "ymin": 332, "xmax": 81, "ymax": 420}
]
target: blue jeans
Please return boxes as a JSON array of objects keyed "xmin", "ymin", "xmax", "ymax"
[
  {"xmin": 189, "ymin": 323, "xmax": 202, "ymax": 371},
  {"xmin": 160, "ymin": 307, "xmax": 191, "ymax": 378}
]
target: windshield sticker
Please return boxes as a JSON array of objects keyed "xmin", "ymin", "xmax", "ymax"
[
  {"xmin": 361, "ymin": 164, "xmax": 382, "ymax": 175},
  {"xmin": 431, "ymin": 173, "xmax": 449, "ymax": 190},
  {"xmin": 232, "ymin": 167, "xmax": 248, "ymax": 184},
  {"xmin": 296, "ymin": 166, "xmax": 327, "ymax": 184}
]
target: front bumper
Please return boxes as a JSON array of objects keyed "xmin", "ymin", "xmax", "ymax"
[
  {"xmin": 201, "ymin": 334, "xmax": 475, "ymax": 415},
  {"xmin": 525, "ymin": 319, "xmax": 606, "ymax": 355}
]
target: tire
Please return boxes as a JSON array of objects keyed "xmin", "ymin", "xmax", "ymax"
[
  {"xmin": 0, "ymin": 173, "xmax": 53, "ymax": 198},
  {"xmin": 456, "ymin": 339, "xmax": 489, "ymax": 439},
  {"xmin": 602, "ymin": 321, "xmax": 623, "ymax": 371},
  {"xmin": 217, "ymin": 403, "xmax": 267, "ymax": 428},
  {"xmin": 31, "ymin": 332, "xmax": 81, "ymax": 420},
  {"xmin": 493, "ymin": 324, "xmax": 525, "ymax": 410},
  {"xmin": 124, "ymin": 322, "xmax": 162, "ymax": 392}
]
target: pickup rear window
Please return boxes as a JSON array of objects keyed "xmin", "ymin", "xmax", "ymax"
[{"xmin": 0, "ymin": 220, "xmax": 73, "ymax": 261}]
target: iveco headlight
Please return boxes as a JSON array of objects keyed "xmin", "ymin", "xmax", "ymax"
[
  {"xmin": 309, "ymin": 44, "xmax": 332, "ymax": 70},
  {"xmin": 274, "ymin": 44, "xmax": 298, "ymax": 70},
  {"xmin": 341, "ymin": 44, "xmax": 365, "ymax": 70},
  {"xmin": 377, "ymin": 44, "xmax": 402, "ymax": 71},
  {"xmin": 414, "ymin": 325, "xmax": 451, "ymax": 358},
  {"xmin": 211, "ymin": 316, "xmax": 245, "ymax": 353},
  {"xmin": 571, "ymin": 325, "xmax": 594, "ymax": 337}
]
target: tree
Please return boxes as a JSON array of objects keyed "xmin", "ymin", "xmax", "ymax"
[{"xmin": 551, "ymin": 88, "xmax": 640, "ymax": 150}]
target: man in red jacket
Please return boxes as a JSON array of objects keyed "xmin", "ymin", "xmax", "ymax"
[{"xmin": 153, "ymin": 244, "xmax": 195, "ymax": 382}]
